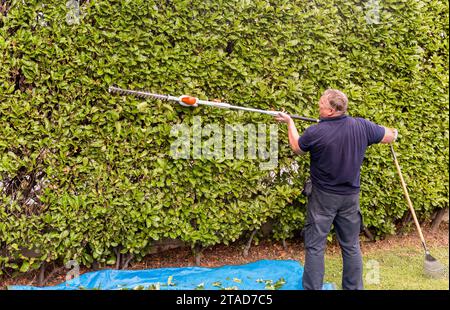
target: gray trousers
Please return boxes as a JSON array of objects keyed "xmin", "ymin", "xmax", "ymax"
[{"xmin": 302, "ymin": 185, "xmax": 364, "ymax": 290}]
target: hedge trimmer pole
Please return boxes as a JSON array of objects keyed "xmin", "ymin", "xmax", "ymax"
[{"xmin": 108, "ymin": 86, "xmax": 319, "ymax": 123}]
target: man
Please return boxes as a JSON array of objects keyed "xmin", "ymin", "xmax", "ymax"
[{"xmin": 275, "ymin": 89, "xmax": 397, "ymax": 290}]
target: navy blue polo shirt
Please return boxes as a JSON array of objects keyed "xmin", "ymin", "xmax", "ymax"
[{"xmin": 298, "ymin": 115, "xmax": 385, "ymax": 195}]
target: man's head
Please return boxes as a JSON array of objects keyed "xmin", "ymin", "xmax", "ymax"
[{"xmin": 318, "ymin": 89, "xmax": 348, "ymax": 118}]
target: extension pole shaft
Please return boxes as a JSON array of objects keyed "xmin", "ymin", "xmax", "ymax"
[{"xmin": 214, "ymin": 103, "xmax": 319, "ymax": 123}]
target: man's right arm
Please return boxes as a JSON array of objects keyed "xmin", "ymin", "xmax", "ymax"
[
  {"xmin": 286, "ymin": 119, "xmax": 306, "ymax": 155},
  {"xmin": 275, "ymin": 112, "xmax": 306, "ymax": 155},
  {"xmin": 380, "ymin": 127, "xmax": 398, "ymax": 144}
]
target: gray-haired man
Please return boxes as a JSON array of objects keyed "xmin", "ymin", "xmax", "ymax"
[{"xmin": 275, "ymin": 89, "xmax": 397, "ymax": 290}]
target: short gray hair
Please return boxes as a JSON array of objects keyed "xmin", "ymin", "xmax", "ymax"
[{"xmin": 323, "ymin": 89, "xmax": 348, "ymax": 113}]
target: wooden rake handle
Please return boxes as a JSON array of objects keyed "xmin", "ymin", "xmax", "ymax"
[{"xmin": 390, "ymin": 144, "xmax": 429, "ymax": 254}]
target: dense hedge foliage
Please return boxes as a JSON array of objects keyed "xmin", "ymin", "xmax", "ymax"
[{"xmin": 0, "ymin": 0, "xmax": 448, "ymax": 274}]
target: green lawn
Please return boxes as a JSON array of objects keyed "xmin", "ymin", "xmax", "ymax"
[{"xmin": 324, "ymin": 246, "xmax": 449, "ymax": 290}]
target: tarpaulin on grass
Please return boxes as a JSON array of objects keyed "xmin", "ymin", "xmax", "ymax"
[{"xmin": 8, "ymin": 259, "xmax": 335, "ymax": 290}]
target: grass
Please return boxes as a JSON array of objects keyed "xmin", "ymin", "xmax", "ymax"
[{"xmin": 324, "ymin": 246, "xmax": 449, "ymax": 290}]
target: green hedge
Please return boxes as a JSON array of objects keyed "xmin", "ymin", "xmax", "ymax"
[{"xmin": 0, "ymin": 0, "xmax": 448, "ymax": 274}]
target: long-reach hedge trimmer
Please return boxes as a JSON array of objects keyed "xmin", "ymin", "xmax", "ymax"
[{"xmin": 108, "ymin": 86, "xmax": 319, "ymax": 123}]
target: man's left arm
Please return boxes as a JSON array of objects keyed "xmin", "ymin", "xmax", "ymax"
[
  {"xmin": 362, "ymin": 118, "xmax": 398, "ymax": 145},
  {"xmin": 380, "ymin": 127, "xmax": 398, "ymax": 144}
]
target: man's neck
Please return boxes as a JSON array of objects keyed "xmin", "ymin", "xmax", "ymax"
[{"xmin": 320, "ymin": 113, "xmax": 347, "ymax": 121}]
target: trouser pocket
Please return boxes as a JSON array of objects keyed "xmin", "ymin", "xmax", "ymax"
[
  {"xmin": 302, "ymin": 177, "xmax": 312, "ymax": 197},
  {"xmin": 358, "ymin": 210, "xmax": 364, "ymax": 233}
]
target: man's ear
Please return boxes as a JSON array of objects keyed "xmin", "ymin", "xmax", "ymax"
[{"xmin": 327, "ymin": 108, "xmax": 335, "ymax": 116}]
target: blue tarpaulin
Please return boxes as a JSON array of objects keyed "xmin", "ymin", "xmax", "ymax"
[{"xmin": 8, "ymin": 259, "xmax": 335, "ymax": 290}]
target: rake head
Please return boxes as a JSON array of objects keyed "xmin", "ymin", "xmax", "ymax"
[{"xmin": 424, "ymin": 253, "xmax": 448, "ymax": 279}]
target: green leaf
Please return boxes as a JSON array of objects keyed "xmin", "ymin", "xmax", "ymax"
[{"xmin": 20, "ymin": 261, "xmax": 30, "ymax": 273}]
